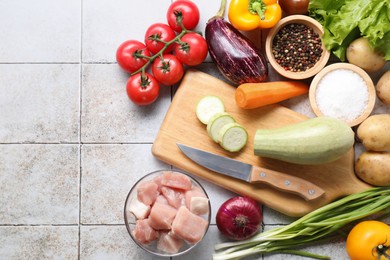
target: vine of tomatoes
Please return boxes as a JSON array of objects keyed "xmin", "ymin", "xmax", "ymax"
[{"xmin": 116, "ymin": 0, "xmax": 208, "ymax": 106}]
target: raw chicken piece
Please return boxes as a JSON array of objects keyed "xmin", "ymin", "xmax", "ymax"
[
  {"xmin": 189, "ymin": 197, "xmax": 209, "ymax": 215},
  {"xmin": 184, "ymin": 186, "xmax": 207, "ymax": 209},
  {"xmin": 148, "ymin": 203, "xmax": 177, "ymax": 230},
  {"xmin": 155, "ymin": 195, "xmax": 169, "ymax": 205},
  {"xmin": 137, "ymin": 181, "xmax": 159, "ymax": 206},
  {"xmin": 128, "ymin": 197, "xmax": 151, "ymax": 220},
  {"xmin": 171, "ymin": 206, "xmax": 209, "ymax": 244},
  {"xmin": 153, "ymin": 174, "xmax": 164, "ymax": 192},
  {"xmin": 132, "ymin": 219, "xmax": 157, "ymax": 244},
  {"xmin": 161, "ymin": 171, "xmax": 192, "ymax": 190},
  {"xmin": 161, "ymin": 186, "xmax": 184, "ymax": 209},
  {"xmin": 157, "ymin": 231, "xmax": 184, "ymax": 254}
]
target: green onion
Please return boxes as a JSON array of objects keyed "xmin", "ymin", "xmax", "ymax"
[{"xmin": 213, "ymin": 186, "xmax": 390, "ymax": 260}]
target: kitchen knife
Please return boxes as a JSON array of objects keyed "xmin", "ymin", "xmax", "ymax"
[{"xmin": 177, "ymin": 143, "xmax": 325, "ymax": 201}]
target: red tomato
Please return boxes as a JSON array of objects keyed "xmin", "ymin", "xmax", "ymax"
[
  {"xmin": 126, "ymin": 73, "xmax": 160, "ymax": 106},
  {"xmin": 152, "ymin": 54, "xmax": 184, "ymax": 86},
  {"xmin": 279, "ymin": 0, "xmax": 309, "ymax": 15},
  {"xmin": 166, "ymin": 0, "xmax": 200, "ymax": 32},
  {"xmin": 116, "ymin": 40, "xmax": 151, "ymax": 73},
  {"xmin": 174, "ymin": 33, "xmax": 208, "ymax": 66},
  {"xmin": 144, "ymin": 23, "xmax": 177, "ymax": 54}
]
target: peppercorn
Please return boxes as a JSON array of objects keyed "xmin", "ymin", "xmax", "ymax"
[{"xmin": 272, "ymin": 23, "xmax": 323, "ymax": 72}]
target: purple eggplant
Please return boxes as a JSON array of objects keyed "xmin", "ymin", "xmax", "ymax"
[{"xmin": 205, "ymin": 0, "xmax": 268, "ymax": 85}]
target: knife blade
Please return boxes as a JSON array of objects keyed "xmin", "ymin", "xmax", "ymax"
[{"xmin": 177, "ymin": 143, "xmax": 325, "ymax": 201}]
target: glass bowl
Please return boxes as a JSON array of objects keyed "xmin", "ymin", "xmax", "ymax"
[
  {"xmin": 124, "ymin": 169, "xmax": 211, "ymax": 257},
  {"xmin": 265, "ymin": 15, "xmax": 330, "ymax": 80}
]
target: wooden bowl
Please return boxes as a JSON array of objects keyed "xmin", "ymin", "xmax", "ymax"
[
  {"xmin": 309, "ymin": 63, "xmax": 376, "ymax": 127},
  {"xmin": 265, "ymin": 15, "xmax": 330, "ymax": 80}
]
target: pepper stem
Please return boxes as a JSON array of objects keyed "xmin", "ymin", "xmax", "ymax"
[{"xmin": 249, "ymin": 0, "xmax": 266, "ymax": 20}]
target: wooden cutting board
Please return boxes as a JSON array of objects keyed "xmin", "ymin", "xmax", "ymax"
[{"xmin": 152, "ymin": 70, "xmax": 372, "ymax": 217}]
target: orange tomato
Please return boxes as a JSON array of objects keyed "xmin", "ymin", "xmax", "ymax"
[{"xmin": 346, "ymin": 220, "xmax": 390, "ymax": 260}]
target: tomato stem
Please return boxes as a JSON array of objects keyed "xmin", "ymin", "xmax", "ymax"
[
  {"xmin": 139, "ymin": 71, "xmax": 151, "ymax": 89},
  {"xmin": 133, "ymin": 49, "xmax": 150, "ymax": 60},
  {"xmin": 147, "ymin": 34, "xmax": 170, "ymax": 44},
  {"xmin": 374, "ymin": 244, "xmax": 390, "ymax": 259},
  {"xmin": 174, "ymin": 10, "xmax": 187, "ymax": 32},
  {"xmin": 130, "ymin": 20, "xmax": 192, "ymax": 76}
]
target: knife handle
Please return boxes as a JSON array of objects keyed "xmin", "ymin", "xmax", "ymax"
[{"xmin": 250, "ymin": 166, "xmax": 325, "ymax": 201}]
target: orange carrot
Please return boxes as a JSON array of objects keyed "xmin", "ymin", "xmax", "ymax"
[{"xmin": 235, "ymin": 81, "xmax": 309, "ymax": 109}]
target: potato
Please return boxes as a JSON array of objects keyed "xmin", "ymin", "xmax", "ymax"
[
  {"xmin": 376, "ymin": 70, "xmax": 390, "ymax": 105},
  {"xmin": 357, "ymin": 114, "xmax": 390, "ymax": 151},
  {"xmin": 346, "ymin": 37, "xmax": 386, "ymax": 72},
  {"xmin": 355, "ymin": 151, "xmax": 390, "ymax": 186}
]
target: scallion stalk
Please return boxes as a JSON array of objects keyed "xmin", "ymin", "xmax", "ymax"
[{"xmin": 213, "ymin": 186, "xmax": 390, "ymax": 260}]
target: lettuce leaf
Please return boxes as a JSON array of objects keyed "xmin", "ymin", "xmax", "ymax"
[{"xmin": 309, "ymin": 0, "xmax": 390, "ymax": 61}]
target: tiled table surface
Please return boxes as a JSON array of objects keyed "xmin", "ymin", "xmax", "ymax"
[{"xmin": 0, "ymin": 0, "xmax": 389, "ymax": 259}]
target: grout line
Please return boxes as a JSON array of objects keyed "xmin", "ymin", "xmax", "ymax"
[
  {"xmin": 78, "ymin": 1, "xmax": 84, "ymax": 259},
  {"xmin": 78, "ymin": 223, "xmax": 125, "ymax": 226},
  {"xmin": 0, "ymin": 224, "xmax": 79, "ymax": 227},
  {"xmin": 0, "ymin": 142, "xmax": 155, "ymax": 145},
  {"xmin": 0, "ymin": 61, "xmax": 215, "ymax": 65},
  {"xmin": 0, "ymin": 62, "xmax": 80, "ymax": 64}
]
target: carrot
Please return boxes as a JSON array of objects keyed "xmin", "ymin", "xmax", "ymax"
[{"xmin": 235, "ymin": 81, "xmax": 309, "ymax": 109}]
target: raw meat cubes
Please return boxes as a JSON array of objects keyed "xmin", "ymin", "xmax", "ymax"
[
  {"xmin": 148, "ymin": 203, "xmax": 177, "ymax": 230},
  {"xmin": 127, "ymin": 171, "xmax": 210, "ymax": 254},
  {"xmin": 172, "ymin": 206, "xmax": 209, "ymax": 244}
]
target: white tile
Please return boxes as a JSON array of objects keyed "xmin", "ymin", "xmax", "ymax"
[
  {"xmin": 81, "ymin": 64, "xmax": 171, "ymax": 143},
  {"xmin": 0, "ymin": 64, "xmax": 80, "ymax": 143},
  {"xmin": 193, "ymin": 176, "xmax": 238, "ymax": 225},
  {"xmin": 80, "ymin": 144, "xmax": 168, "ymax": 224},
  {"xmin": 0, "ymin": 226, "xmax": 78, "ymax": 259},
  {"xmin": 174, "ymin": 226, "xmax": 232, "ymax": 260},
  {"xmin": 0, "ymin": 0, "xmax": 81, "ymax": 62},
  {"xmin": 80, "ymin": 225, "xmax": 166, "ymax": 260},
  {"xmin": 0, "ymin": 145, "xmax": 79, "ymax": 224},
  {"xmin": 82, "ymin": 0, "xmax": 171, "ymax": 62},
  {"xmin": 263, "ymin": 207, "xmax": 298, "ymax": 225}
]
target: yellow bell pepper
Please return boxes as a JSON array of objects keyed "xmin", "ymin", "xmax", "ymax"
[{"xmin": 228, "ymin": 0, "xmax": 282, "ymax": 31}]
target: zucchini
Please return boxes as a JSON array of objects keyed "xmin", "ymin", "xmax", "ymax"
[
  {"xmin": 218, "ymin": 122, "xmax": 248, "ymax": 152},
  {"xmin": 207, "ymin": 112, "xmax": 236, "ymax": 142},
  {"xmin": 254, "ymin": 117, "xmax": 355, "ymax": 165},
  {"xmin": 196, "ymin": 95, "xmax": 225, "ymax": 124}
]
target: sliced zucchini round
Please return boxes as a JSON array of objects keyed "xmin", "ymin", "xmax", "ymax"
[
  {"xmin": 218, "ymin": 122, "xmax": 248, "ymax": 152},
  {"xmin": 196, "ymin": 95, "xmax": 225, "ymax": 125},
  {"xmin": 207, "ymin": 112, "xmax": 236, "ymax": 143}
]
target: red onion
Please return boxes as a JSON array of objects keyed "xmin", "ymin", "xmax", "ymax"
[{"xmin": 216, "ymin": 196, "xmax": 262, "ymax": 241}]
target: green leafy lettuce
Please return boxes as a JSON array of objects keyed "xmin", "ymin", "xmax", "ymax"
[{"xmin": 309, "ymin": 0, "xmax": 390, "ymax": 61}]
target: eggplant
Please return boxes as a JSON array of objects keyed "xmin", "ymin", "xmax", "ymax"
[{"xmin": 205, "ymin": 0, "xmax": 268, "ymax": 86}]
